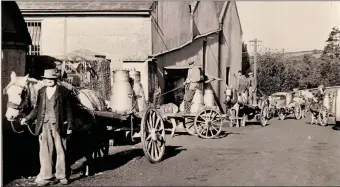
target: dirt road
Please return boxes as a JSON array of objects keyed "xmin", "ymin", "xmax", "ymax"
[{"xmin": 6, "ymin": 117, "xmax": 340, "ymax": 186}]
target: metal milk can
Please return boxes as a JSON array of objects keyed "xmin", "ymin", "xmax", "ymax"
[
  {"xmin": 335, "ymin": 89, "xmax": 340, "ymax": 122},
  {"xmin": 204, "ymin": 85, "xmax": 215, "ymax": 107},
  {"xmin": 323, "ymin": 92, "xmax": 330, "ymax": 111},
  {"xmin": 129, "ymin": 70, "xmax": 147, "ymax": 112},
  {"xmin": 190, "ymin": 89, "xmax": 205, "ymax": 113},
  {"xmin": 331, "ymin": 91, "xmax": 336, "ymax": 115},
  {"xmin": 110, "ymin": 70, "xmax": 134, "ymax": 114}
]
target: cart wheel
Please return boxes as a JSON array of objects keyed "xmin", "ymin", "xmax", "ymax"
[
  {"xmin": 294, "ymin": 104, "xmax": 302, "ymax": 120},
  {"xmin": 183, "ymin": 118, "xmax": 198, "ymax": 136},
  {"xmin": 260, "ymin": 105, "xmax": 269, "ymax": 127},
  {"xmin": 278, "ymin": 110, "xmax": 285, "ymax": 120},
  {"xmin": 194, "ymin": 108, "xmax": 223, "ymax": 139},
  {"xmin": 318, "ymin": 108, "xmax": 329, "ymax": 126},
  {"xmin": 141, "ymin": 107, "xmax": 166, "ymax": 163}
]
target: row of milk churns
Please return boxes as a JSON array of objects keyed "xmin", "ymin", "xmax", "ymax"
[
  {"xmin": 180, "ymin": 84, "xmax": 216, "ymax": 113},
  {"xmin": 110, "ymin": 70, "xmax": 147, "ymax": 114}
]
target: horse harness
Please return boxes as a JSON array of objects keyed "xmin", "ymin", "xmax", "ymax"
[{"xmin": 6, "ymin": 84, "xmax": 38, "ymax": 135}]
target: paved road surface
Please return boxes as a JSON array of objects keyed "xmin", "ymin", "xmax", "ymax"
[{"xmin": 7, "ymin": 117, "xmax": 340, "ymax": 186}]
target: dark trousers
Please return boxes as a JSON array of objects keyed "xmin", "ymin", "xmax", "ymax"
[{"xmin": 183, "ymin": 89, "xmax": 197, "ymax": 112}]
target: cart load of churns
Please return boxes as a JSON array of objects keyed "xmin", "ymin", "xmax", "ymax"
[{"xmin": 4, "ymin": 67, "xmax": 340, "ymax": 169}]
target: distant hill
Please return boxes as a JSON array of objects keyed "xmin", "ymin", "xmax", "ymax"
[{"xmin": 283, "ymin": 50, "xmax": 323, "ymax": 58}]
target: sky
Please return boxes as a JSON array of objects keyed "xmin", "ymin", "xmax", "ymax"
[{"xmin": 236, "ymin": 1, "xmax": 340, "ymax": 53}]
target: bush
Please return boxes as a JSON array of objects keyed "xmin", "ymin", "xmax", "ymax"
[{"xmin": 256, "ymin": 52, "xmax": 340, "ymax": 96}]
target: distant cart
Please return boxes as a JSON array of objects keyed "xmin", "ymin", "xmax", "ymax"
[{"xmin": 269, "ymin": 92, "xmax": 302, "ymax": 120}]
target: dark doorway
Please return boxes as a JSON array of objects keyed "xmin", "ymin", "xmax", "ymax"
[
  {"xmin": 163, "ymin": 69, "xmax": 188, "ymax": 106},
  {"xmin": 226, "ymin": 67, "xmax": 230, "ymax": 85}
]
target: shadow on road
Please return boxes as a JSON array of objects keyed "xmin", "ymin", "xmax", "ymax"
[
  {"xmin": 215, "ymin": 131, "xmax": 244, "ymax": 139},
  {"xmin": 3, "ymin": 131, "xmax": 40, "ymax": 185},
  {"xmin": 70, "ymin": 145, "xmax": 186, "ymax": 180}
]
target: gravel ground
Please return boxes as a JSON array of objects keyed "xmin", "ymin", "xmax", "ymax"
[{"xmin": 5, "ymin": 117, "xmax": 340, "ymax": 186}]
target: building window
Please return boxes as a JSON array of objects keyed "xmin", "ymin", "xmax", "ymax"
[
  {"xmin": 26, "ymin": 21, "xmax": 42, "ymax": 56},
  {"xmin": 226, "ymin": 67, "xmax": 230, "ymax": 85}
]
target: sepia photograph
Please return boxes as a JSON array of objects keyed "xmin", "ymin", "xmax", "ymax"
[{"xmin": 1, "ymin": 0, "xmax": 340, "ymax": 186}]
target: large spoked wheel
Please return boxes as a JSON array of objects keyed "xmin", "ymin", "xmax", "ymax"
[
  {"xmin": 194, "ymin": 108, "xmax": 223, "ymax": 139},
  {"xmin": 294, "ymin": 104, "xmax": 302, "ymax": 120},
  {"xmin": 318, "ymin": 108, "xmax": 329, "ymax": 126},
  {"xmin": 260, "ymin": 105, "xmax": 269, "ymax": 127},
  {"xmin": 183, "ymin": 118, "xmax": 198, "ymax": 136},
  {"xmin": 92, "ymin": 127, "xmax": 110, "ymax": 161},
  {"xmin": 141, "ymin": 107, "xmax": 166, "ymax": 163},
  {"xmin": 92, "ymin": 138, "xmax": 109, "ymax": 161}
]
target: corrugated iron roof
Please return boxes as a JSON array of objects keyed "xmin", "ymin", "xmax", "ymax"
[
  {"xmin": 214, "ymin": 1, "xmax": 226, "ymax": 18},
  {"xmin": 16, "ymin": 0, "xmax": 154, "ymax": 11}
]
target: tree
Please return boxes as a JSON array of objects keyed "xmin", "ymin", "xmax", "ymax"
[
  {"xmin": 242, "ymin": 42, "xmax": 251, "ymax": 75},
  {"xmin": 322, "ymin": 26, "xmax": 340, "ymax": 59}
]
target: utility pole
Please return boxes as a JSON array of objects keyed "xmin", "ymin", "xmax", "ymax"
[{"xmin": 249, "ymin": 38, "xmax": 262, "ymax": 104}]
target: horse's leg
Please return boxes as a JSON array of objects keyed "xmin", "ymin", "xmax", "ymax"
[
  {"xmin": 83, "ymin": 130, "xmax": 95, "ymax": 177},
  {"xmin": 311, "ymin": 112, "xmax": 315, "ymax": 125},
  {"xmin": 229, "ymin": 109, "xmax": 234, "ymax": 127},
  {"xmin": 235, "ymin": 104, "xmax": 240, "ymax": 128}
]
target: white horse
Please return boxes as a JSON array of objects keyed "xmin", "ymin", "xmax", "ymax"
[
  {"xmin": 3, "ymin": 71, "xmax": 108, "ymax": 178},
  {"xmin": 224, "ymin": 85, "xmax": 247, "ymax": 127}
]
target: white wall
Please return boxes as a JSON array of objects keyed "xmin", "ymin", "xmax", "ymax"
[{"xmin": 24, "ymin": 16, "xmax": 152, "ymax": 99}]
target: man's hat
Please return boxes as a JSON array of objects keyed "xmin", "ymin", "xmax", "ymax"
[
  {"xmin": 41, "ymin": 69, "xmax": 58, "ymax": 79},
  {"xmin": 188, "ymin": 61, "xmax": 194, "ymax": 65},
  {"xmin": 318, "ymin": 85, "xmax": 325, "ymax": 89}
]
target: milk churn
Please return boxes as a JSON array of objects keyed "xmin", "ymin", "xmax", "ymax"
[
  {"xmin": 323, "ymin": 92, "xmax": 331, "ymax": 111},
  {"xmin": 204, "ymin": 84, "xmax": 215, "ymax": 107},
  {"xmin": 190, "ymin": 89, "xmax": 205, "ymax": 113},
  {"xmin": 129, "ymin": 70, "xmax": 147, "ymax": 112},
  {"xmin": 335, "ymin": 89, "xmax": 340, "ymax": 122},
  {"xmin": 331, "ymin": 91, "xmax": 336, "ymax": 115},
  {"xmin": 110, "ymin": 70, "xmax": 134, "ymax": 114}
]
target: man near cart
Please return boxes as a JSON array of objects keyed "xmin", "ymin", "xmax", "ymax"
[
  {"xmin": 20, "ymin": 69, "xmax": 73, "ymax": 186},
  {"xmin": 315, "ymin": 84, "xmax": 325, "ymax": 104},
  {"xmin": 235, "ymin": 71, "xmax": 248, "ymax": 105},
  {"xmin": 247, "ymin": 72, "xmax": 256, "ymax": 105},
  {"xmin": 183, "ymin": 61, "xmax": 203, "ymax": 113}
]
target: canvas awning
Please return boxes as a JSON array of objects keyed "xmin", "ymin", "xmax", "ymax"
[{"xmin": 164, "ymin": 65, "xmax": 202, "ymax": 69}]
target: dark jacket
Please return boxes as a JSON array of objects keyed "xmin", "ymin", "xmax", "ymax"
[{"xmin": 25, "ymin": 85, "xmax": 73, "ymax": 137}]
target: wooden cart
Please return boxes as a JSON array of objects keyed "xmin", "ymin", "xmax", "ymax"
[
  {"xmin": 162, "ymin": 107, "xmax": 224, "ymax": 139},
  {"xmin": 92, "ymin": 106, "xmax": 167, "ymax": 163},
  {"xmin": 269, "ymin": 92, "xmax": 302, "ymax": 120}
]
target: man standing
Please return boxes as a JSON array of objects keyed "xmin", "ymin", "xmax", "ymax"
[
  {"xmin": 247, "ymin": 72, "xmax": 256, "ymax": 105},
  {"xmin": 21, "ymin": 69, "xmax": 73, "ymax": 186},
  {"xmin": 183, "ymin": 61, "xmax": 202, "ymax": 113},
  {"xmin": 235, "ymin": 71, "xmax": 248, "ymax": 104},
  {"xmin": 315, "ymin": 85, "xmax": 325, "ymax": 103}
]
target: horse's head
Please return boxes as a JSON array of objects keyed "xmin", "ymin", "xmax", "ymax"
[
  {"xmin": 225, "ymin": 85, "xmax": 233, "ymax": 103},
  {"xmin": 3, "ymin": 71, "xmax": 39, "ymax": 121}
]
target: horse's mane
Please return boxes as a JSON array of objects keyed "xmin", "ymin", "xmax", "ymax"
[{"xmin": 26, "ymin": 78, "xmax": 46, "ymax": 106}]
